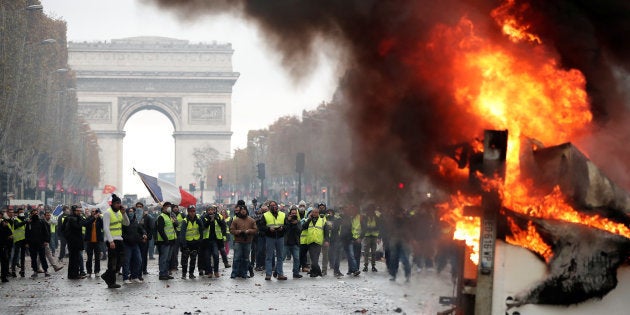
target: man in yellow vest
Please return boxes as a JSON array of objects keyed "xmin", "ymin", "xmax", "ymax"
[
  {"xmin": 201, "ymin": 205, "xmax": 226, "ymax": 278},
  {"xmin": 169, "ymin": 205, "xmax": 184, "ymax": 272},
  {"xmin": 362, "ymin": 204, "xmax": 381, "ymax": 272},
  {"xmin": 101, "ymin": 194, "xmax": 129, "ymax": 288},
  {"xmin": 261, "ymin": 200, "xmax": 288, "ymax": 280},
  {"xmin": 179, "ymin": 205, "xmax": 203, "ymax": 279},
  {"xmin": 301, "ymin": 207, "xmax": 330, "ymax": 277},
  {"xmin": 156, "ymin": 202, "xmax": 177, "ymax": 280},
  {"xmin": 339, "ymin": 204, "xmax": 362, "ymax": 276},
  {"xmin": 10, "ymin": 207, "xmax": 27, "ymax": 278}
]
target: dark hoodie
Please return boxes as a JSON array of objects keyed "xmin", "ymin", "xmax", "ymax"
[{"xmin": 122, "ymin": 213, "xmax": 146, "ymax": 246}]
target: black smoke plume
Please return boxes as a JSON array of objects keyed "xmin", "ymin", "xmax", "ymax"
[{"xmin": 143, "ymin": 0, "xmax": 630, "ymax": 198}]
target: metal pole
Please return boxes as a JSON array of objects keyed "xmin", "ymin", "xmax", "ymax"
[
  {"xmin": 297, "ymin": 172, "xmax": 302, "ymax": 203},
  {"xmin": 260, "ymin": 178, "xmax": 264, "ymax": 201},
  {"xmin": 474, "ymin": 130, "xmax": 507, "ymax": 315}
]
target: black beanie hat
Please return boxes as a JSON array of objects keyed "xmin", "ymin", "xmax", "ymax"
[
  {"xmin": 111, "ymin": 194, "xmax": 122, "ymax": 204},
  {"xmin": 237, "ymin": 200, "xmax": 246, "ymax": 206}
]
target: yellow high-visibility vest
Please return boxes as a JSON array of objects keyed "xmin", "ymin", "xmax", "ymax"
[
  {"xmin": 108, "ymin": 208, "xmax": 122, "ymax": 237},
  {"xmin": 364, "ymin": 217, "xmax": 379, "ymax": 237},
  {"xmin": 263, "ymin": 211, "xmax": 286, "ymax": 230},
  {"xmin": 305, "ymin": 217, "xmax": 325, "ymax": 245},
  {"xmin": 157, "ymin": 213, "xmax": 176, "ymax": 241},
  {"xmin": 351, "ymin": 215, "xmax": 361, "ymax": 239},
  {"xmin": 184, "ymin": 218, "xmax": 200, "ymax": 241},
  {"xmin": 13, "ymin": 218, "xmax": 25, "ymax": 243}
]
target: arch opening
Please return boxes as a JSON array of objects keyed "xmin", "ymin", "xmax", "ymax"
[{"xmin": 122, "ymin": 110, "xmax": 175, "ymax": 198}]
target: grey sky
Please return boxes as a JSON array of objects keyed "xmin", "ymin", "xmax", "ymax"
[{"xmin": 39, "ymin": 0, "xmax": 339, "ymax": 196}]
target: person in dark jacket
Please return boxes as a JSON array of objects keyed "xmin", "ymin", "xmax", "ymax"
[
  {"xmin": 83, "ymin": 208, "xmax": 103, "ymax": 277},
  {"xmin": 25, "ymin": 210, "xmax": 51, "ymax": 278},
  {"xmin": 180, "ymin": 205, "xmax": 203, "ymax": 279},
  {"xmin": 326, "ymin": 208, "xmax": 344, "ymax": 277},
  {"xmin": 0, "ymin": 218, "xmax": 13, "ymax": 282},
  {"xmin": 284, "ymin": 207, "xmax": 302, "ymax": 278},
  {"xmin": 66, "ymin": 205, "xmax": 86, "ymax": 279},
  {"xmin": 137, "ymin": 202, "xmax": 153, "ymax": 275},
  {"xmin": 122, "ymin": 207, "xmax": 146, "ymax": 283}
]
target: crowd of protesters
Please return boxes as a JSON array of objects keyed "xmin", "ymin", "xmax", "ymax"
[{"xmin": 0, "ymin": 193, "xmax": 460, "ymax": 288}]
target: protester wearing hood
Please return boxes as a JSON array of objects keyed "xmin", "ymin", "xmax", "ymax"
[
  {"xmin": 122, "ymin": 207, "xmax": 146, "ymax": 284},
  {"xmin": 25, "ymin": 210, "xmax": 51, "ymax": 277},
  {"xmin": 101, "ymin": 194, "xmax": 130, "ymax": 288},
  {"xmin": 156, "ymin": 202, "xmax": 177, "ymax": 280}
]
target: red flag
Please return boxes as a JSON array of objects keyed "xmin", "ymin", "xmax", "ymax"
[{"xmin": 102, "ymin": 185, "xmax": 116, "ymax": 194}]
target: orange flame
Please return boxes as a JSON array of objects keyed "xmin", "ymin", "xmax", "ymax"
[
  {"xmin": 505, "ymin": 217, "xmax": 553, "ymax": 263},
  {"xmin": 429, "ymin": 0, "xmax": 607, "ymax": 265},
  {"xmin": 438, "ymin": 192, "xmax": 482, "ymax": 264}
]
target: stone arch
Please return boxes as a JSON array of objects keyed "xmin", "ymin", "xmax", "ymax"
[{"xmin": 118, "ymin": 97, "xmax": 181, "ymax": 131}]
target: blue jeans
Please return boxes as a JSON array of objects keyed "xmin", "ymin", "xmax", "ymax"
[
  {"xmin": 265, "ymin": 237, "xmax": 284, "ymax": 276},
  {"xmin": 231, "ymin": 242, "xmax": 251, "ymax": 278},
  {"xmin": 286, "ymin": 244, "xmax": 300, "ymax": 275},
  {"xmin": 158, "ymin": 243, "xmax": 173, "ymax": 277},
  {"xmin": 344, "ymin": 241, "xmax": 358, "ymax": 273},
  {"xmin": 50, "ymin": 233, "xmax": 58, "ymax": 254},
  {"xmin": 148, "ymin": 238, "xmax": 155, "ymax": 259},
  {"xmin": 123, "ymin": 244, "xmax": 142, "ymax": 280}
]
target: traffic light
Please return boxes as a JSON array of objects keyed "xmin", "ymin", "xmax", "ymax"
[
  {"xmin": 257, "ymin": 163, "xmax": 265, "ymax": 180},
  {"xmin": 217, "ymin": 175, "xmax": 223, "ymax": 188},
  {"xmin": 189, "ymin": 183, "xmax": 196, "ymax": 192}
]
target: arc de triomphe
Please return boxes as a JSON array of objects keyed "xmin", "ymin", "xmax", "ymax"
[{"xmin": 68, "ymin": 37, "xmax": 238, "ymax": 199}]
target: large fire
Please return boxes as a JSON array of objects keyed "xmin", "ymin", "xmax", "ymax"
[{"xmin": 433, "ymin": 1, "xmax": 630, "ymax": 265}]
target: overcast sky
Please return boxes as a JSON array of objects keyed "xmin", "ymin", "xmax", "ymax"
[{"xmin": 39, "ymin": 0, "xmax": 339, "ymax": 196}]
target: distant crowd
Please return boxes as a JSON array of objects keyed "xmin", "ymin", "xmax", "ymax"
[{"xmin": 0, "ymin": 194, "xmax": 460, "ymax": 288}]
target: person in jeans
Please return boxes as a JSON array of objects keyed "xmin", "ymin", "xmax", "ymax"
[
  {"xmin": 260, "ymin": 200, "xmax": 288, "ymax": 281},
  {"xmin": 83, "ymin": 208, "xmax": 103, "ymax": 277},
  {"xmin": 285, "ymin": 207, "xmax": 302, "ymax": 278},
  {"xmin": 229, "ymin": 202, "xmax": 257, "ymax": 279},
  {"xmin": 156, "ymin": 202, "xmax": 176, "ymax": 280},
  {"xmin": 122, "ymin": 207, "xmax": 146, "ymax": 284}
]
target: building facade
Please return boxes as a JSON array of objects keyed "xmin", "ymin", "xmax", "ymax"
[{"xmin": 68, "ymin": 36, "xmax": 238, "ymax": 199}]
